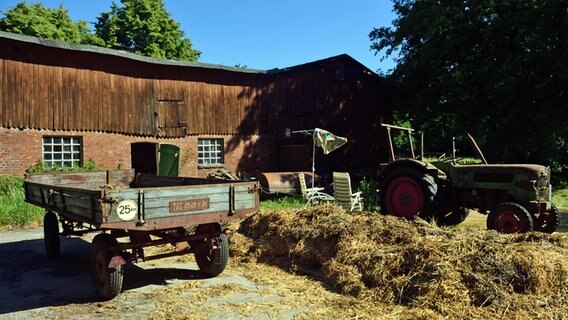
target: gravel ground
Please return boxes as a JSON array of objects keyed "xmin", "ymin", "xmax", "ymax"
[
  {"xmin": 1, "ymin": 211, "xmax": 566, "ymax": 320},
  {"xmin": 0, "ymin": 228, "xmax": 314, "ymax": 320}
]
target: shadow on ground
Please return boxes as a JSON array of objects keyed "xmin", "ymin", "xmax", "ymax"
[{"xmin": 0, "ymin": 234, "xmax": 204, "ymax": 315}]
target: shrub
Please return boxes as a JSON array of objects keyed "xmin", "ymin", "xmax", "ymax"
[{"xmin": 0, "ymin": 176, "xmax": 43, "ymax": 228}]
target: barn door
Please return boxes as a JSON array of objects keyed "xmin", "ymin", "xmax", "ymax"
[
  {"xmin": 131, "ymin": 143, "xmax": 179, "ymax": 176},
  {"xmin": 158, "ymin": 144, "xmax": 180, "ymax": 177},
  {"xmin": 131, "ymin": 142, "xmax": 158, "ymax": 175}
]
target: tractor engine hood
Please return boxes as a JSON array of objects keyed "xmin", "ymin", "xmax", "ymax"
[{"xmin": 449, "ymin": 163, "xmax": 550, "ymax": 192}]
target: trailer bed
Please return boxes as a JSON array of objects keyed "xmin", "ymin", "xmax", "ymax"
[{"xmin": 24, "ymin": 169, "xmax": 259, "ymax": 231}]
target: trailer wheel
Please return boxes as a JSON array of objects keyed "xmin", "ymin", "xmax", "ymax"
[
  {"xmin": 90, "ymin": 234, "xmax": 123, "ymax": 300},
  {"xmin": 195, "ymin": 233, "xmax": 229, "ymax": 277},
  {"xmin": 533, "ymin": 204, "xmax": 560, "ymax": 233},
  {"xmin": 379, "ymin": 168, "xmax": 438, "ymax": 220},
  {"xmin": 487, "ymin": 202, "xmax": 533, "ymax": 234},
  {"xmin": 436, "ymin": 207, "xmax": 470, "ymax": 227},
  {"xmin": 43, "ymin": 211, "xmax": 60, "ymax": 258}
]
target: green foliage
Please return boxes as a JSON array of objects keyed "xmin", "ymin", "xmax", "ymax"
[
  {"xmin": 26, "ymin": 159, "xmax": 97, "ymax": 173},
  {"xmin": 423, "ymin": 156, "xmax": 483, "ymax": 165},
  {"xmin": 94, "ymin": 0, "xmax": 200, "ymax": 61},
  {"xmin": 552, "ymin": 188, "xmax": 568, "ymax": 209},
  {"xmin": 260, "ymin": 196, "xmax": 304, "ymax": 211},
  {"xmin": 0, "ymin": 176, "xmax": 43, "ymax": 228},
  {"xmin": 390, "ymin": 117, "xmax": 416, "ymax": 159},
  {"xmin": 371, "ymin": 0, "xmax": 568, "ymax": 184},
  {"xmin": 358, "ymin": 178, "xmax": 379, "ymax": 212},
  {"xmin": 0, "ymin": 2, "xmax": 103, "ymax": 45},
  {"xmin": 0, "ymin": 0, "xmax": 200, "ymax": 61}
]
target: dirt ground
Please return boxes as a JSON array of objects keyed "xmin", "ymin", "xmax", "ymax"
[{"xmin": 0, "ymin": 211, "xmax": 567, "ymax": 320}]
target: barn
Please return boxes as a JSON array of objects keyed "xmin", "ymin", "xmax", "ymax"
[{"xmin": 0, "ymin": 30, "xmax": 391, "ymax": 180}]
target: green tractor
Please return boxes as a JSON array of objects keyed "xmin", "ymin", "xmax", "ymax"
[{"xmin": 377, "ymin": 124, "xmax": 559, "ymax": 234}]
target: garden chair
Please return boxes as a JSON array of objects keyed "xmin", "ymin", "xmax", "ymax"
[
  {"xmin": 299, "ymin": 173, "xmax": 335, "ymax": 207},
  {"xmin": 332, "ymin": 172, "xmax": 363, "ymax": 211}
]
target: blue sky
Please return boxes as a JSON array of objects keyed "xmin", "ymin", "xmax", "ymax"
[{"xmin": 0, "ymin": 1, "xmax": 397, "ymax": 73}]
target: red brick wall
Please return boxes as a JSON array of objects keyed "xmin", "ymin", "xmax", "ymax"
[{"xmin": 0, "ymin": 128, "xmax": 271, "ymax": 178}]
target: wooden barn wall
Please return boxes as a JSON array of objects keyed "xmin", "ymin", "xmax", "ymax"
[
  {"xmin": 0, "ymin": 37, "xmax": 271, "ymax": 137},
  {"xmin": 269, "ymin": 63, "xmax": 393, "ymax": 172}
]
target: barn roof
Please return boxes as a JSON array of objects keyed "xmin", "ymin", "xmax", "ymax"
[
  {"xmin": 0, "ymin": 30, "xmax": 266, "ymax": 74},
  {"xmin": 267, "ymin": 54, "xmax": 378, "ymax": 77},
  {"xmin": 0, "ymin": 30, "xmax": 378, "ymax": 77}
]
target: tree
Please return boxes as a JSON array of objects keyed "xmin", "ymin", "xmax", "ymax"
[
  {"xmin": 371, "ymin": 0, "xmax": 568, "ymax": 183},
  {"xmin": 0, "ymin": 2, "xmax": 103, "ymax": 45},
  {"xmin": 95, "ymin": 0, "xmax": 200, "ymax": 61}
]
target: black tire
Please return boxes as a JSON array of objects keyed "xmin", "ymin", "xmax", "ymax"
[
  {"xmin": 487, "ymin": 202, "xmax": 533, "ymax": 234},
  {"xmin": 90, "ymin": 233, "xmax": 123, "ymax": 300},
  {"xmin": 533, "ymin": 204, "xmax": 560, "ymax": 233},
  {"xmin": 436, "ymin": 207, "xmax": 470, "ymax": 227},
  {"xmin": 379, "ymin": 168, "xmax": 438, "ymax": 220},
  {"xmin": 195, "ymin": 233, "xmax": 229, "ymax": 277},
  {"xmin": 43, "ymin": 211, "xmax": 60, "ymax": 258}
]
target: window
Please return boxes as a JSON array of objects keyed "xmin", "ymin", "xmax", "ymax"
[
  {"xmin": 156, "ymin": 99, "xmax": 187, "ymax": 137},
  {"xmin": 42, "ymin": 136, "xmax": 82, "ymax": 168},
  {"xmin": 197, "ymin": 139, "xmax": 224, "ymax": 166}
]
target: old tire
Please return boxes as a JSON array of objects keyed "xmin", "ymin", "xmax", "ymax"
[
  {"xmin": 195, "ymin": 233, "xmax": 229, "ymax": 277},
  {"xmin": 436, "ymin": 207, "xmax": 470, "ymax": 227},
  {"xmin": 533, "ymin": 204, "xmax": 560, "ymax": 233},
  {"xmin": 43, "ymin": 211, "xmax": 60, "ymax": 258},
  {"xmin": 90, "ymin": 233, "xmax": 123, "ymax": 300},
  {"xmin": 487, "ymin": 202, "xmax": 533, "ymax": 234},
  {"xmin": 379, "ymin": 168, "xmax": 438, "ymax": 220}
]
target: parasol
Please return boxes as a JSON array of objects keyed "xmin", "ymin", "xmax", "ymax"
[{"xmin": 291, "ymin": 128, "xmax": 348, "ymax": 188}]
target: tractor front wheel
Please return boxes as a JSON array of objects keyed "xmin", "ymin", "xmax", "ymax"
[
  {"xmin": 487, "ymin": 202, "xmax": 533, "ymax": 234},
  {"xmin": 533, "ymin": 204, "xmax": 560, "ymax": 233},
  {"xmin": 379, "ymin": 168, "xmax": 437, "ymax": 220}
]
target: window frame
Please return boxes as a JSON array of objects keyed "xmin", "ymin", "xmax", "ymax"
[
  {"xmin": 42, "ymin": 136, "xmax": 83, "ymax": 168},
  {"xmin": 197, "ymin": 138, "xmax": 224, "ymax": 167}
]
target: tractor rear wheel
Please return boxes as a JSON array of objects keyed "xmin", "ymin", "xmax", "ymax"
[
  {"xmin": 379, "ymin": 168, "xmax": 438, "ymax": 220},
  {"xmin": 533, "ymin": 204, "xmax": 560, "ymax": 233},
  {"xmin": 487, "ymin": 202, "xmax": 533, "ymax": 234}
]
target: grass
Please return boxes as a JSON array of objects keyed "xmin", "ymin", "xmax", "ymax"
[
  {"xmin": 451, "ymin": 210, "xmax": 487, "ymax": 230},
  {"xmin": 259, "ymin": 195, "xmax": 304, "ymax": 211},
  {"xmin": 552, "ymin": 188, "xmax": 568, "ymax": 209},
  {"xmin": 0, "ymin": 176, "xmax": 44, "ymax": 229}
]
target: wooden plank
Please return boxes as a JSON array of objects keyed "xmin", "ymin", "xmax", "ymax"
[
  {"xmin": 105, "ymin": 190, "xmax": 256, "ymax": 223},
  {"xmin": 0, "ymin": 51, "xmax": 4, "ymax": 125},
  {"xmin": 8, "ymin": 61, "xmax": 21, "ymax": 127}
]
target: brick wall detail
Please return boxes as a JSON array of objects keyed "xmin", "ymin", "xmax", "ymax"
[{"xmin": 0, "ymin": 128, "xmax": 270, "ymax": 178}]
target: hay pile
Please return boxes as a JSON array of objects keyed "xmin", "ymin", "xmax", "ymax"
[{"xmin": 229, "ymin": 205, "xmax": 568, "ymax": 319}]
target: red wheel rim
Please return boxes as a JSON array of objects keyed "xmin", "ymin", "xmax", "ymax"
[
  {"xmin": 385, "ymin": 177, "xmax": 424, "ymax": 219},
  {"xmin": 533, "ymin": 213, "xmax": 547, "ymax": 230},
  {"xmin": 494, "ymin": 211, "xmax": 526, "ymax": 234}
]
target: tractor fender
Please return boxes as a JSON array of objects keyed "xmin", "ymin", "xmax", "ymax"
[{"xmin": 379, "ymin": 159, "xmax": 442, "ymax": 181}]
